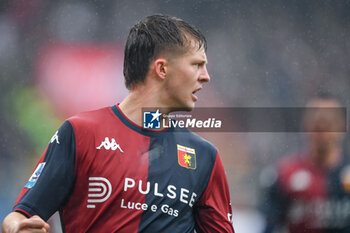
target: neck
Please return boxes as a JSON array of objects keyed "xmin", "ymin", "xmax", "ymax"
[
  {"xmin": 308, "ymin": 142, "xmax": 341, "ymax": 169},
  {"xmin": 119, "ymin": 84, "xmax": 172, "ymax": 128}
]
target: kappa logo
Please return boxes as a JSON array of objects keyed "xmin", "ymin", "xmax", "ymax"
[
  {"xmin": 97, "ymin": 137, "xmax": 123, "ymax": 152},
  {"xmin": 87, "ymin": 177, "xmax": 112, "ymax": 208},
  {"xmin": 177, "ymin": 144, "xmax": 196, "ymax": 170},
  {"xmin": 50, "ymin": 131, "xmax": 60, "ymax": 144}
]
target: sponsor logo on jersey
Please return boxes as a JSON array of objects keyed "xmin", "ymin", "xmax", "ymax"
[
  {"xmin": 96, "ymin": 137, "xmax": 123, "ymax": 152},
  {"xmin": 288, "ymin": 199, "xmax": 350, "ymax": 228},
  {"xmin": 87, "ymin": 177, "xmax": 112, "ymax": 208},
  {"xmin": 143, "ymin": 109, "xmax": 161, "ymax": 129},
  {"xmin": 177, "ymin": 144, "xmax": 196, "ymax": 170},
  {"xmin": 50, "ymin": 130, "xmax": 60, "ymax": 144},
  {"xmin": 25, "ymin": 162, "xmax": 46, "ymax": 188},
  {"xmin": 121, "ymin": 177, "xmax": 198, "ymax": 217}
]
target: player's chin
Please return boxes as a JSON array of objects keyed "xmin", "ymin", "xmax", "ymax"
[
  {"xmin": 183, "ymin": 101, "xmax": 195, "ymax": 112},
  {"xmin": 172, "ymin": 103, "xmax": 194, "ymax": 112},
  {"xmin": 172, "ymin": 99, "xmax": 195, "ymax": 112}
]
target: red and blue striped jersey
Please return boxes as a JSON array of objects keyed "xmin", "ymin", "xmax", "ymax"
[
  {"xmin": 13, "ymin": 105, "xmax": 234, "ymax": 233},
  {"xmin": 261, "ymin": 154, "xmax": 350, "ymax": 233}
]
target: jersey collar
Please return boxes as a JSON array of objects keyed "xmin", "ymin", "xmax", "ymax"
[{"xmin": 111, "ymin": 104, "xmax": 174, "ymax": 137}]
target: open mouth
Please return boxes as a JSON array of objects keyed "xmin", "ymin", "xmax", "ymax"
[{"xmin": 192, "ymin": 87, "xmax": 202, "ymax": 101}]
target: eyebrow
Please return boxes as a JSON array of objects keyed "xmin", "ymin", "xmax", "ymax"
[
  {"xmin": 192, "ymin": 59, "xmax": 207, "ymax": 66},
  {"xmin": 198, "ymin": 59, "xmax": 208, "ymax": 65}
]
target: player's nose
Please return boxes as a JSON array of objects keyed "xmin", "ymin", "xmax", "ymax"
[{"xmin": 199, "ymin": 65, "xmax": 210, "ymax": 83}]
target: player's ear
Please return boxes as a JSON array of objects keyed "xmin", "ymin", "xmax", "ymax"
[{"xmin": 153, "ymin": 58, "xmax": 167, "ymax": 80}]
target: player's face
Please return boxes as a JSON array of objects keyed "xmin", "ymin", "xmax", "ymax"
[
  {"xmin": 164, "ymin": 44, "xmax": 210, "ymax": 111},
  {"xmin": 304, "ymin": 99, "xmax": 344, "ymax": 148}
]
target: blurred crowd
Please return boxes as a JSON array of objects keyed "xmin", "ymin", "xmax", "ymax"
[{"xmin": 0, "ymin": 0, "xmax": 349, "ymax": 232}]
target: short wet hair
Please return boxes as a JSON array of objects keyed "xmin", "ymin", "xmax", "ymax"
[{"xmin": 123, "ymin": 14, "xmax": 207, "ymax": 89}]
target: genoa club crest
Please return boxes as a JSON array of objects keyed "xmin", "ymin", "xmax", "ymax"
[{"xmin": 177, "ymin": 144, "xmax": 196, "ymax": 170}]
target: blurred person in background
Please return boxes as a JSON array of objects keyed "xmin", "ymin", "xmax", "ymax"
[
  {"xmin": 2, "ymin": 14, "xmax": 234, "ymax": 233},
  {"xmin": 260, "ymin": 93, "xmax": 349, "ymax": 233}
]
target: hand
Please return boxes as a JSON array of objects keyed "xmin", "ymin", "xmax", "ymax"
[
  {"xmin": 2, "ymin": 213, "xmax": 50, "ymax": 233},
  {"xmin": 17, "ymin": 215, "xmax": 50, "ymax": 233}
]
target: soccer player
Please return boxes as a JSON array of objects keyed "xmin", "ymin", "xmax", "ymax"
[
  {"xmin": 260, "ymin": 94, "xmax": 349, "ymax": 233},
  {"xmin": 2, "ymin": 15, "xmax": 234, "ymax": 233}
]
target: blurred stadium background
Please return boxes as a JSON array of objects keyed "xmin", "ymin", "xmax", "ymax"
[{"xmin": 0, "ymin": 0, "xmax": 349, "ymax": 232}]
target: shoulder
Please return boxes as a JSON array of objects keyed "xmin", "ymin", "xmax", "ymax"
[
  {"xmin": 68, "ymin": 106, "xmax": 112, "ymax": 124},
  {"xmin": 278, "ymin": 154, "xmax": 301, "ymax": 167},
  {"xmin": 276, "ymin": 154, "xmax": 305, "ymax": 175},
  {"xmin": 274, "ymin": 154, "xmax": 314, "ymax": 192},
  {"xmin": 67, "ymin": 106, "xmax": 114, "ymax": 131}
]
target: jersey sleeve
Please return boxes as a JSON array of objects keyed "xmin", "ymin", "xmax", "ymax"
[
  {"xmin": 13, "ymin": 120, "xmax": 76, "ymax": 221},
  {"xmin": 194, "ymin": 151, "xmax": 235, "ymax": 233}
]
